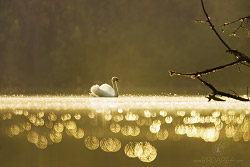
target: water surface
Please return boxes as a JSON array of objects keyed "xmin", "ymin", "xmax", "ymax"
[{"xmin": 0, "ymin": 96, "xmax": 249, "ymax": 167}]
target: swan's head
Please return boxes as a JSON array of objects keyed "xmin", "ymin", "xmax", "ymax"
[{"xmin": 112, "ymin": 77, "xmax": 120, "ymax": 83}]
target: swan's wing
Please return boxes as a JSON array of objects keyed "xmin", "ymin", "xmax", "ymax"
[
  {"xmin": 90, "ymin": 84, "xmax": 115, "ymax": 97},
  {"xmin": 99, "ymin": 84, "xmax": 115, "ymax": 97}
]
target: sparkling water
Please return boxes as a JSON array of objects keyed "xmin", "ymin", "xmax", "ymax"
[{"xmin": 0, "ymin": 96, "xmax": 249, "ymax": 167}]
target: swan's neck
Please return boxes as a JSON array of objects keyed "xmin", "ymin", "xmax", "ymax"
[{"xmin": 112, "ymin": 80, "xmax": 119, "ymax": 97}]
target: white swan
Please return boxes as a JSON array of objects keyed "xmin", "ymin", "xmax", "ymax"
[{"xmin": 90, "ymin": 77, "xmax": 120, "ymax": 97}]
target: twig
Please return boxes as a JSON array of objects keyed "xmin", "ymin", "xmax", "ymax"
[
  {"xmin": 217, "ymin": 15, "xmax": 250, "ymax": 35},
  {"xmin": 241, "ymin": 62, "xmax": 250, "ymax": 68},
  {"xmin": 230, "ymin": 21, "xmax": 243, "ymax": 37},
  {"xmin": 169, "ymin": 60, "xmax": 240, "ymax": 78},
  {"xmin": 218, "ymin": 16, "xmax": 250, "ymax": 28},
  {"xmin": 201, "ymin": 0, "xmax": 231, "ymax": 50},
  {"xmin": 228, "ymin": 89, "xmax": 238, "ymax": 96},
  {"xmin": 196, "ymin": 77, "xmax": 249, "ymax": 102},
  {"xmin": 168, "ymin": 1, "xmax": 250, "ymax": 102},
  {"xmin": 201, "ymin": 0, "xmax": 250, "ymax": 65},
  {"xmin": 247, "ymin": 87, "xmax": 249, "ymax": 99}
]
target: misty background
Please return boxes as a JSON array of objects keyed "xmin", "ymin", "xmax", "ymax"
[{"xmin": 0, "ymin": 0, "xmax": 249, "ymax": 95}]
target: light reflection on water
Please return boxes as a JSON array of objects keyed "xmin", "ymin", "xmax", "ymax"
[{"xmin": 0, "ymin": 96, "xmax": 250, "ymax": 166}]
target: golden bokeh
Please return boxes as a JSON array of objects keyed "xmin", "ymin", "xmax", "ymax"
[{"xmin": 1, "ymin": 96, "xmax": 250, "ymax": 164}]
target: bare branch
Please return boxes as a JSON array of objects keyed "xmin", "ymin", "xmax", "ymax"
[
  {"xmin": 196, "ymin": 77, "xmax": 249, "ymax": 102},
  {"xmin": 196, "ymin": 77, "xmax": 217, "ymax": 92},
  {"xmin": 217, "ymin": 15, "xmax": 250, "ymax": 36},
  {"xmin": 216, "ymin": 90, "xmax": 249, "ymax": 101},
  {"xmin": 247, "ymin": 87, "xmax": 249, "ymax": 98},
  {"xmin": 228, "ymin": 89, "xmax": 238, "ymax": 96},
  {"xmin": 201, "ymin": 0, "xmax": 250, "ymax": 65},
  {"xmin": 218, "ymin": 16, "xmax": 250, "ymax": 28},
  {"xmin": 201, "ymin": 0, "xmax": 231, "ymax": 50},
  {"xmin": 241, "ymin": 62, "xmax": 250, "ymax": 68},
  {"xmin": 169, "ymin": 60, "xmax": 240, "ymax": 78},
  {"xmin": 168, "ymin": 1, "xmax": 250, "ymax": 102}
]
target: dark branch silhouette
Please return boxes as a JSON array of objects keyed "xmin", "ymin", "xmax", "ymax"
[
  {"xmin": 168, "ymin": 0, "xmax": 250, "ymax": 102},
  {"xmin": 201, "ymin": 0, "xmax": 250, "ymax": 64},
  {"xmin": 169, "ymin": 59, "xmax": 240, "ymax": 78},
  {"xmin": 196, "ymin": 77, "xmax": 249, "ymax": 102},
  {"xmin": 200, "ymin": 0, "xmax": 231, "ymax": 50}
]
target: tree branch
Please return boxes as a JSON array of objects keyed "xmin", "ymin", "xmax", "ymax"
[
  {"xmin": 168, "ymin": 1, "xmax": 250, "ymax": 102},
  {"xmin": 201, "ymin": 0, "xmax": 231, "ymax": 50},
  {"xmin": 196, "ymin": 77, "xmax": 249, "ymax": 102},
  {"xmin": 217, "ymin": 15, "xmax": 250, "ymax": 36},
  {"xmin": 169, "ymin": 59, "xmax": 240, "ymax": 78},
  {"xmin": 201, "ymin": 0, "xmax": 250, "ymax": 65},
  {"xmin": 218, "ymin": 15, "xmax": 250, "ymax": 28}
]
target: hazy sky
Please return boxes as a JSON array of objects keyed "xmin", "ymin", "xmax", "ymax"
[{"xmin": 0, "ymin": 0, "xmax": 249, "ymax": 94}]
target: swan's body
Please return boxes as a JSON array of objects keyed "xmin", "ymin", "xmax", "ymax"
[{"xmin": 90, "ymin": 77, "xmax": 119, "ymax": 97}]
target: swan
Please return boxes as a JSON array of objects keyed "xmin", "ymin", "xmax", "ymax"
[{"xmin": 90, "ymin": 77, "xmax": 120, "ymax": 97}]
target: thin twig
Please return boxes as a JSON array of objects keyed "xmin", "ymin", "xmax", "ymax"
[
  {"xmin": 217, "ymin": 15, "xmax": 250, "ymax": 28},
  {"xmin": 169, "ymin": 60, "xmax": 240, "ymax": 78},
  {"xmin": 229, "ymin": 89, "xmax": 238, "ymax": 96},
  {"xmin": 168, "ymin": 1, "xmax": 250, "ymax": 102},
  {"xmin": 241, "ymin": 62, "xmax": 250, "ymax": 68},
  {"xmin": 201, "ymin": 0, "xmax": 231, "ymax": 50},
  {"xmin": 229, "ymin": 21, "xmax": 244, "ymax": 37},
  {"xmin": 218, "ymin": 15, "xmax": 250, "ymax": 35},
  {"xmin": 247, "ymin": 87, "xmax": 249, "ymax": 99},
  {"xmin": 201, "ymin": 0, "xmax": 250, "ymax": 64}
]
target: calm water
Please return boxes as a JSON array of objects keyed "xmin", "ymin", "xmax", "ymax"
[{"xmin": 0, "ymin": 96, "xmax": 249, "ymax": 167}]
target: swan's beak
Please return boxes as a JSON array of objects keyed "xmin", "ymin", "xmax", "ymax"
[{"xmin": 117, "ymin": 79, "xmax": 120, "ymax": 82}]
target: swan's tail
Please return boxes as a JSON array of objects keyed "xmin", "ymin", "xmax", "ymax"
[
  {"xmin": 90, "ymin": 85, "xmax": 99, "ymax": 96},
  {"xmin": 89, "ymin": 92, "xmax": 98, "ymax": 97}
]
